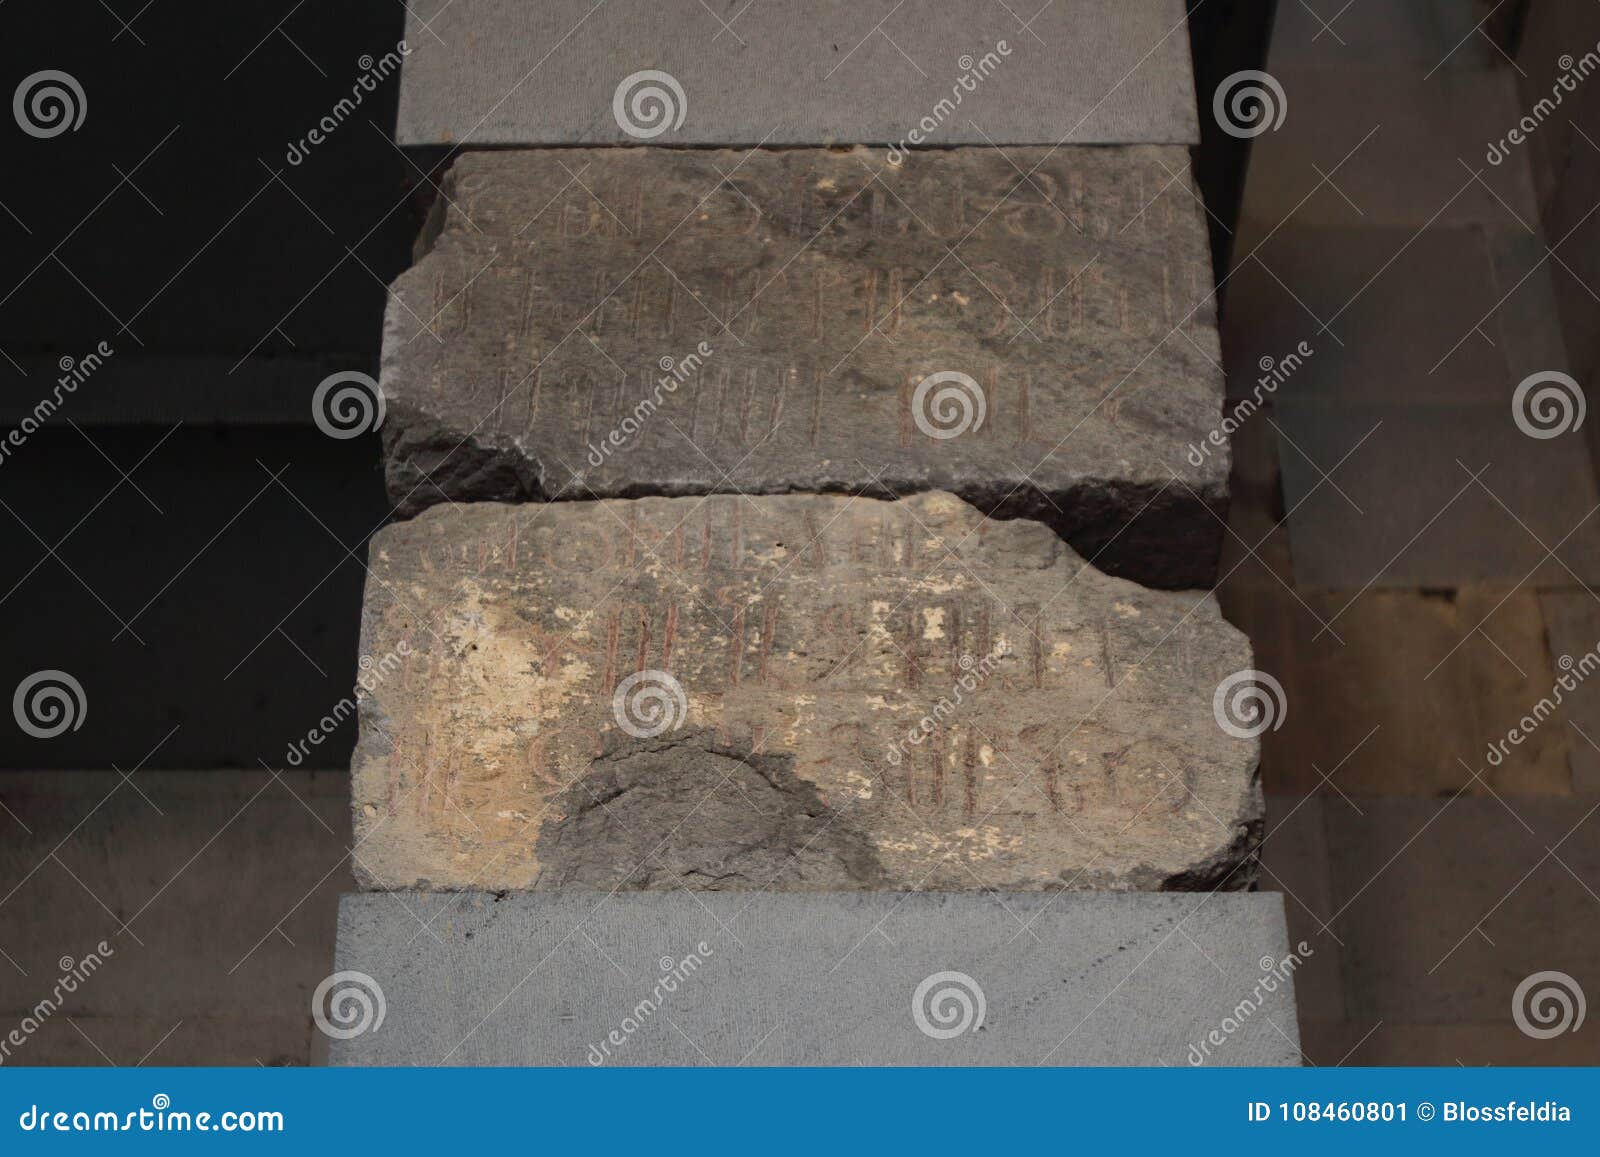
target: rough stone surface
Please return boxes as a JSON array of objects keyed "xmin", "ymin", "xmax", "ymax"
[
  {"xmin": 394, "ymin": 0, "xmax": 1200, "ymax": 147},
  {"xmin": 328, "ymin": 890, "xmax": 1301, "ymax": 1066},
  {"xmin": 381, "ymin": 146, "xmax": 1227, "ymax": 589},
  {"xmin": 351, "ymin": 491, "xmax": 1260, "ymax": 892}
]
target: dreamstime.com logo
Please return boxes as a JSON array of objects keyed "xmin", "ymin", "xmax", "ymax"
[
  {"xmin": 13, "ymin": 70, "xmax": 86, "ymax": 138},
  {"xmin": 12, "ymin": 670, "xmax": 86, "ymax": 739},
  {"xmin": 312, "ymin": 970, "xmax": 386, "ymax": 1040},
  {"xmin": 1512, "ymin": 370, "xmax": 1585, "ymax": 439},
  {"xmin": 912, "ymin": 971, "xmax": 985, "ymax": 1039},
  {"xmin": 17, "ymin": 1095, "xmax": 283, "ymax": 1133},
  {"xmin": 1213, "ymin": 70, "xmax": 1286, "ymax": 139},
  {"xmin": 912, "ymin": 370, "xmax": 986, "ymax": 439},
  {"xmin": 1512, "ymin": 970, "xmax": 1586, "ymax": 1039},
  {"xmin": 312, "ymin": 370, "xmax": 385, "ymax": 439},
  {"xmin": 613, "ymin": 70, "xmax": 687, "ymax": 138},
  {"xmin": 1212, "ymin": 669, "xmax": 1286, "ymax": 740},
  {"xmin": 612, "ymin": 670, "xmax": 689, "ymax": 738}
]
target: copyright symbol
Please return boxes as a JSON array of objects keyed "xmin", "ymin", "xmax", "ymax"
[{"xmin": 1417, "ymin": 1102, "xmax": 1435, "ymax": 1121}]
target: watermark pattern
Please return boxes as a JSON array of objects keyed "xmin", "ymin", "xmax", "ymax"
[
  {"xmin": 612, "ymin": 70, "xmax": 687, "ymax": 139},
  {"xmin": 1213, "ymin": 70, "xmax": 1286, "ymax": 139},
  {"xmin": 1487, "ymin": 43, "xmax": 1600, "ymax": 165},
  {"xmin": 1187, "ymin": 943, "xmax": 1312, "ymax": 1064},
  {"xmin": 886, "ymin": 646, "xmax": 1009, "ymax": 765},
  {"xmin": 1512, "ymin": 970, "xmax": 1586, "ymax": 1039},
  {"xmin": 586, "ymin": 341, "xmax": 714, "ymax": 468},
  {"xmin": 1485, "ymin": 643, "xmax": 1600, "ymax": 767},
  {"xmin": 586, "ymin": 945, "xmax": 714, "ymax": 1064},
  {"xmin": 612, "ymin": 670, "xmax": 688, "ymax": 738},
  {"xmin": 912, "ymin": 370, "xmax": 986, "ymax": 439},
  {"xmin": 286, "ymin": 42, "xmax": 411, "ymax": 165},
  {"xmin": 912, "ymin": 971, "xmax": 985, "ymax": 1039},
  {"xmin": 1187, "ymin": 340, "xmax": 1312, "ymax": 467},
  {"xmin": 885, "ymin": 42, "xmax": 1013, "ymax": 164},
  {"xmin": 0, "ymin": 341, "xmax": 114, "ymax": 468},
  {"xmin": 312, "ymin": 370, "xmax": 385, "ymax": 439},
  {"xmin": 12, "ymin": 670, "xmax": 86, "ymax": 739},
  {"xmin": 0, "ymin": 942, "xmax": 114, "ymax": 1065},
  {"xmin": 286, "ymin": 642, "xmax": 411, "ymax": 767},
  {"xmin": 312, "ymin": 970, "xmax": 386, "ymax": 1040},
  {"xmin": 13, "ymin": 70, "xmax": 86, "ymax": 138},
  {"xmin": 1512, "ymin": 370, "xmax": 1585, "ymax": 439},
  {"xmin": 1212, "ymin": 669, "xmax": 1286, "ymax": 740}
]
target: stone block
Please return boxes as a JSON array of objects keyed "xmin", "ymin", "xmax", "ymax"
[
  {"xmin": 350, "ymin": 492, "xmax": 1260, "ymax": 892},
  {"xmin": 381, "ymin": 146, "xmax": 1227, "ymax": 588}
]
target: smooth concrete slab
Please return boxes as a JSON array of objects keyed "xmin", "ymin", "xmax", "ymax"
[
  {"xmin": 395, "ymin": 0, "xmax": 1199, "ymax": 147},
  {"xmin": 351, "ymin": 493, "xmax": 1261, "ymax": 893},
  {"xmin": 382, "ymin": 145, "xmax": 1227, "ymax": 588},
  {"xmin": 328, "ymin": 891, "xmax": 1302, "ymax": 1066}
]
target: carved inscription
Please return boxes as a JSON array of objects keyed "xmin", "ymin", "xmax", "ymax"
[
  {"xmin": 381, "ymin": 145, "xmax": 1227, "ymax": 518},
  {"xmin": 352, "ymin": 493, "xmax": 1258, "ymax": 891}
]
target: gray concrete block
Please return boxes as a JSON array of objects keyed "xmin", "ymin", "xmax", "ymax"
[
  {"xmin": 327, "ymin": 890, "xmax": 1302, "ymax": 1065},
  {"xmin": 394, "ymin": 0, "xmax": 1199, "ymax": 147}
]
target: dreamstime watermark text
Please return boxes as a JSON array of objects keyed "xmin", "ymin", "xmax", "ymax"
[
  {"xmin": 1484, "ymin": 641, "xmax": 1600, "ymax": 767},
  {"xmin": 1187, "ymin": 942, "xmax": 1312, "ymax": 1064},
  {"xmin": 1487, "ymin": 43, "xmax": 1600, "ymax": 165},
  {"xmin": 886, "ymin": 646, "xmax": 1008, "ymax": 765},
  {"xmin": 285, "ymin": 641, "xmax": 411, "ymax": 766},
  {"xmin": 586, "ymin": 341, "xmax": 713, "ymax": 468},
  {"xmin": 886, "ymin": 43, "xmax": 1012, "ymax": 163},
  {"xmin": 286, "ymin": 42, "xmax": 411, "ymax": 165},
  {"xmin": 1187, "ymin": 340, "xmax": 1312, "ymax": 468},
  {"xmin": 586, "ymin": 944, "xmax": 714, "ymax": 1064},
  {"xmin": 0, "ymin": 342, "xmax": 113, "ymax": 468},
  {"xmin": 0, "ymin": 941, "xmax": 114, "ymax": 1065}
]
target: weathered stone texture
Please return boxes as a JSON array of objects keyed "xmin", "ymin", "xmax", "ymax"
[
  {"xmin": 351, "ymin": 492, "xmax": 1259, "ymax": 892},
  {"xmin": 381, "ymin": 146, "xmax": 1227, "ymax": 588}
]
